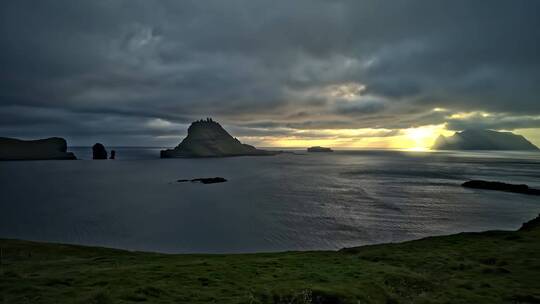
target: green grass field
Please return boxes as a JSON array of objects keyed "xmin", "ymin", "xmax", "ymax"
[{"xmin": 1, "ymin": 215, "xmax": 539, "ymax": 304}]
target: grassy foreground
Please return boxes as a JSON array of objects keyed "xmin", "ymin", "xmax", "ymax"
[{"xmin": 1, "ymin": 216, "xmax": 540, "ymax": 304}]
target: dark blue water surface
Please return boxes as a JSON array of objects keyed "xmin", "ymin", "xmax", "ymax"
[{"xmin": 1, "ymin": 148, "xmax": 539, "ymax": 253}]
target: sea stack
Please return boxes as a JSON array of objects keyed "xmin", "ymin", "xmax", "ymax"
[
  {"xmin": 0, "ymin": 137, "xmax": 77, "ymax": 160},
  {"xmin": 161, "ymin": 118, "xmax": 278, "ymax": 158},
  {"xmin": 432, "ymin": 129, "xmax": 539, "ymax": 151},
  {"xmin": 92, "ymin": 143, "xmax": 108, "ymax": 159}
]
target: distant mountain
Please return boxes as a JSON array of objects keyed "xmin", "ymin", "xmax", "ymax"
[
  {"xmin": 432, "ymin": 129, "xmax": 539, "ymax": 151},
  {"xmin": 160, "ymin": 119, "xmax": 278, "ymax": 158},
  {"xmin": 0, "ymin": 137, "xmax": 77, "ymax": 160}
]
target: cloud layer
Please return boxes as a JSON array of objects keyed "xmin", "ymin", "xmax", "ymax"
[{"xmin": 1, "ymin": 0, "xmax": 539, "ymax": 146}]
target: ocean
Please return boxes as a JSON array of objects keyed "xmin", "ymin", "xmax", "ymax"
[{"xmin": 1, "ymin": 148, "xmax": 539, "ymax": 253}]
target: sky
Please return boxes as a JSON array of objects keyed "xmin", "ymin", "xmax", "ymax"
[{"xmin": 1, "ymin": 1, "xmax": 540, "ymax": 149}]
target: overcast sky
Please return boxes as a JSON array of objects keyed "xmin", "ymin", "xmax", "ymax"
[{"xmin": 1, "ymin": 1, "xmax": 539, "ymax": 147}]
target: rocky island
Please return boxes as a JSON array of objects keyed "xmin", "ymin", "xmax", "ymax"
[
  {"xmin": 462, "ymin": 180, "xmax": 540, "ymax": 196},
  {"xmin": 0, "ymin": 137, "xmax": 77, "ymax": 160},
  {"xmin": 307, "ymin": 146, "xmax": 333, "ymax": 152},
  {"xmin": 161, "ymin": 118, "xmax": 278, "ymax": 158},
  {"xmin": 432, "ymin": 129, "xmax": 539, "ymax": 150}
]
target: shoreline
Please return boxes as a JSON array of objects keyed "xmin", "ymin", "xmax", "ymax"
[{"xmin": 2, "ymin": 214, "xmax": 539, "ymax": 303}]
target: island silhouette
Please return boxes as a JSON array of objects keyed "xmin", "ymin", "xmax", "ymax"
[
  {"xmin": 307, "ymin": 146, "xmax": 333, "ymax": 152},
  {"xmin": 0, "ymin": 137, "xmax": 77, "ymax": 160},
  {"xmin": 160, "ymin": 118, "xmax": 279, "ymax": 158},
  {"xmin": 432, "ymin": 129, "xmax": 539, "ymax": 150}
]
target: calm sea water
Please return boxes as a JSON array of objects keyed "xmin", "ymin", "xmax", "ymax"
[{"xmin": 1, "ymin": 148, "xmax": 539, "ymax": 253}]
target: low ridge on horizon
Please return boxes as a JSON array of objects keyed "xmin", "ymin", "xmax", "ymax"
[{"xmin": 0, "ymin": 137, "xmax": 77, "ymax": 160}]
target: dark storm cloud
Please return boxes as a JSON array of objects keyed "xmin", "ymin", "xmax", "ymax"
[
  {"xmin": 1, "ymin": 0, "xmax": 539, "ymax": 145},
  {"xmin": 334, "ymin": 99, "xmax": 386, "ymax": 116}
]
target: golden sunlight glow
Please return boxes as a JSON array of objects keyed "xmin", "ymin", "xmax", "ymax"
[
  {"xmin": 240, "ymin": 124, "xmax": 453, "ymax": 150},
  {"xmin": 268, "ymin": 138, "xmax": 345, "ymax": 148},
  {"xmin": 404, "ymin": 127, "xmax": 437, "ymax": 150},
  {"xmin": 449, "ymin": 111, "xmax": 491, "ymax": 119},
  {"xmin": 389, "ymin": 125, "xmax": 452, "ymax": 151}
]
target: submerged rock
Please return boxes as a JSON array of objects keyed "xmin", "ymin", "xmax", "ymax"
[
  {"xmin": 462, "ymin": 180, "xmax": 540, "ymax": 196},
  {"xmin": 432, "ymin": 129, "xmax": 539, "ymax": 151},
  {"xmin": 307, "ymin": 146, "xmax": 333, "ymax": 152},
  {"xmin": 161, "ymin": 118, "xmax": 279, "ymax": 158},
  {"xmin": 92, "ymin": 143, "xmax": 108, "ymax": 160},
  {"xmin": 177, "ymin": 177, "xmax": 227, "ymax": 184},
  {"xmin": 0, "ymin": 137, "xmax": 77, "ymax": 160}
]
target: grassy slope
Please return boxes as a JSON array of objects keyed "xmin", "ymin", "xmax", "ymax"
[{"xmin": 1, "ymin": 218, "xmax": 540, "ymax": 304}]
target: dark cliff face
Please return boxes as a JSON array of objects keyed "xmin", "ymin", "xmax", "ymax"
[
  {"xmin": 161, "ymin": 119, "xmax": 277, "ymax": 158},
  {"xmin": 432, "ymin": 129, "xmax": 539, "ymax": 151},
  {"xmin": 0, "ymin": 137, "xmax": 77, "ymax": 160}
]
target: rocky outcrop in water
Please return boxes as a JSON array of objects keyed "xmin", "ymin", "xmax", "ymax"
[
  {"xmin": 161, "ymin": 118, "xmax": 279, "ymax": 158},
  {"xmin": 432, "ymin": 129, "xmax": 539, "ymax": 151},
  {"xmin": 462, "ymin": 180, "xmax": 540, "ymax": 196},
  {"xmin": 92, "ymin": 143, "xmax": 108, "ymax": 159},
  {"xmin": 177, "ymin": 177, "xmax": 227, "ymax": 184},
  {"xmin": 307, "ymin": 146, "xmax": 333, "ymax": 152},
  {"xmin": 0, "ymin": 137, "xmax": 77, "ymax": 160}
]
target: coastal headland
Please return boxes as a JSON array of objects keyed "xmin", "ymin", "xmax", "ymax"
[{"xmin": 1, "ymin": 214, "xmax": 539, "ymax": 303}]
